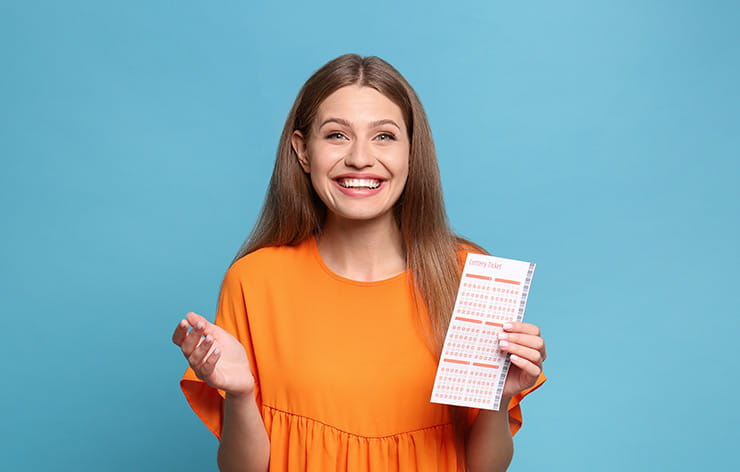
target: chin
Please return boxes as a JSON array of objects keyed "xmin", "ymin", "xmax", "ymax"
[{"xmin": 329, "ymin": 208, "xmax": 395, "ymax": 224}]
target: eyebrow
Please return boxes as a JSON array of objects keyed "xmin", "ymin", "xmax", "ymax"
[{"xmin": 318, "ymin": 117, "xmax": 402, "ymax": 131}]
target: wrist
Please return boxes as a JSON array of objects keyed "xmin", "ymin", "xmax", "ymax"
[
  {"xmin": 225, "ymin": 389, "xmax": 256, "ymax": 404},
  {"xmin": 500, "ymin": 395, "xmax": 512, "ymax": 409},
  {"xmin": 475, "ymin": 398, "xmax": 511, "ymax": 421}
]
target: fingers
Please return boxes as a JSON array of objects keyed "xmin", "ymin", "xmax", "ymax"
[
  {"xmin": 509, "ymin": 353, "xmax": 542, "ymax": 376},
  {"xmin": 499, "ymin": 332, "xmax": 546, "ymax": 361},
  {"xmin": 172, "ymin": 312, "xmax": 210, "ymax": 349},
  {"xmin": 199, "ymin": 346, "xmax": 222, "ymax": 378},
  {"xmin": 180, "ymin": 317, "xmax": 208, "ymax": 357},
  {"xmin": 171, "ymin": 319, "xmax": 189, "ymax": 346},
  {"xmin": 503, "ymin": 322, "xmax": 547, "ymax": 362},
  {"xmin": 186, "ymin": 312, "xmax": 212, "ymax": 333},
  {"xmin": 500, "ymin": 322, "xmax": 547, "ymax": 378},
  {"xmin": 188, "ymin": 333, "xmax": 216, "ymax": 373},
  {"xmin": 499, "ymin": 336, "xmax": 544, "ymax": 365},
  {"xmin": 172, "ymin": 312, "xmax": 223, "ymax": 381},
  {"xmin": 503, "ymin": 321, "xmax": 540, "ymax": 337}
]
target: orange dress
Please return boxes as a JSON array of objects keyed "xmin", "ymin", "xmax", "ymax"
[{"xmin": 180, "ymin": 238, "xmax": 545, "ymax": 471}]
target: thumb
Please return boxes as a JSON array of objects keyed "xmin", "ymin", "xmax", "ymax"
[{"xmin": 185, "ymin": 311, "xmax": 211, "ymax": 329}]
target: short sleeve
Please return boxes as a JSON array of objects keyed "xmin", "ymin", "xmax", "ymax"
[
  {"xmin": 464, "ymin": 372, "xmax": 546, "ymax": 436},
  {"xmin": 179, "ymin": 263, "xmax": 261, "ymax": 440},
  {"xmin": 506, "ymin": 372, "xmax": 546, "ymax": 435}
]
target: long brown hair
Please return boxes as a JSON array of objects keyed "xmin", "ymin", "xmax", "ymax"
[
  {"xmin": 234, "ymin": 52, "xmax": 485, "ymax": 466},
  {"xmin": 234, "ymin": 53, "xmax": 483, "ymax": 346}
]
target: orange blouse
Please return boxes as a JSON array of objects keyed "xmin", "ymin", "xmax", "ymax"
[{"xmin": 180, "ymin": 238, "xmax": 545, "ymax": 471}]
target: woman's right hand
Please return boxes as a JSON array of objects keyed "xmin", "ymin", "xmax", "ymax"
[{"xmin": 172, "ymin": 312, "xmax": 255, "ymax": 397}]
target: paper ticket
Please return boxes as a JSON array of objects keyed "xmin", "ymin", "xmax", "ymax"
[{"xmin": 430, "ymin": 252, "xmax": 536, "ymax": 410}]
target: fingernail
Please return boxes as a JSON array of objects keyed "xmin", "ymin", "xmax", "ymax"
[
  {"xmin": 205, "ymin": 335, "xmax": 212, "ymax": 343},
  {"xmin": 213, "ymin": 348, "xmax": 221, "ymax": 355},
  {"xmin": 197, "ymin": 322, "xmax": 204, "ymax": 330},
  {"xmin": 510, "ymin": 354, "xmax": 521, "ymax": 362},
  {"xmin": 504, "ymin": 323, "xmax": 513, "ymax": 330},
  {"xmin": 499, "ymin": 340, "xmax": 509, "ymax": 348},
  {"xmin": 498, "ymin": 333, "xmax": 508, "ymax": 340}
]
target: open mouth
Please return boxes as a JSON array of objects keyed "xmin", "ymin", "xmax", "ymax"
[{"xmin": 336, "ymin": 178, "xmax": 382, "ymax": 190}]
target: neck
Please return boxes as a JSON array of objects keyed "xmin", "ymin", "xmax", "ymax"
[{"xmin": 317, "ymin": 213, "xmax": 406, "ymax": 282}]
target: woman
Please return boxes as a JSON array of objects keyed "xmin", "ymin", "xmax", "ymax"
[{"xmin": 172, "ymin": 54, "xmax": 546, "ymax": 472}]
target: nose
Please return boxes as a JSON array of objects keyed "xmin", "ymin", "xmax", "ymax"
[{"xmin": 343, "ymin": 140, "xmax": 374, "ymax": 169}]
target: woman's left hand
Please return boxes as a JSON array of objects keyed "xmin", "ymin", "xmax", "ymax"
[{"xmin": 498, "ymin": 321, "xmax": 546, "ymax": 399}]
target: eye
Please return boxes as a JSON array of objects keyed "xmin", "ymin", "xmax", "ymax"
[
  {"xmin": 325, "ymin": 132, "xmax": 347, "ymax": 140},
  {"xmin": 376, "ymin": 132, "xmax": 396, "ymax": 141}
]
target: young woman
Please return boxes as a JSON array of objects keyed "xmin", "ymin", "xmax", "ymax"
[{"xmin": 172, "ymin": 54, "xmax": 546, "ymax": 472}]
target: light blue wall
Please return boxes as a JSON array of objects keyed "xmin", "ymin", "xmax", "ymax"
[{"xmin": 2, "ymin": 1, "xmax": 737, "ymax": 470}]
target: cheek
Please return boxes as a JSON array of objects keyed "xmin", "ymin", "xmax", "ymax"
[
  {"xmin": 393, "ymin": 161, "xmax": 410, "ymax": 197},
  {"xmin": 309, "ymin": 172, "xmax": 328, "ymax": 193},
  {"xmin": 397, "ymin": 173, "xmax": 409, "ymax": 196},
  {"xmin": 397, "ymin": 151, "xmax": 410, "ymax": 183},
  {"xmin": 307, "ymin": 145, "xmax": 343, "ymax": 172}
]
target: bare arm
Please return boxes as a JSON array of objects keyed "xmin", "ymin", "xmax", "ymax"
[
  {"xmin": 218, "ymin": 392, "xmax": 270, "ymax": 472},
  {"xmin": 173, "ymin": 312, "xmax": 270, "ymax": 472},
  {"xmin": 465, "ymin": 399, "xmax": 513, "ymax": 472},
  {"xmin": 465, "ymin": 321, "xmax": 547, "ymax": 471}
]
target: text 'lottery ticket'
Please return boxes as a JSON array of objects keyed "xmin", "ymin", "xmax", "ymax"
[{"xmin": 430, "ymin": 253, "xmax": 536, "ymax": 410}]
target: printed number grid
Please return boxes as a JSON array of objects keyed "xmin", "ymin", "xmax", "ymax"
[{"xmin": 431, "ymin": 255, "xmax": 535, "ymax": 410}]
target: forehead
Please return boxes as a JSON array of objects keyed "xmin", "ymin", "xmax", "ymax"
[{"xmin": 316, "ymin": 85, "xmax": 406, "ymax": 129}]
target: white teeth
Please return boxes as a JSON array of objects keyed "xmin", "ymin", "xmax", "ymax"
[{"xmin": 338, "ymin": 178, "xmax": 381, "ymax": 189}]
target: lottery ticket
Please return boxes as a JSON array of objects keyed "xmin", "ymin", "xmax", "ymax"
[{"xmin": 430, "ymin": 252, "xmax": 536, "ymax": 410}]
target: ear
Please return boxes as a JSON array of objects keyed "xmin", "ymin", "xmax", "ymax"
[{"xmin": 291, "ymin": 130, "xmax": 310, "ymax": 173}]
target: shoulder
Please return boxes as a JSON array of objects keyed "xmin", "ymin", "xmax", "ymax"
[
  {"xmin": 231, "ymin": 243, "xmax": 304, "ymax": 269},
  {"xmin": 224, "ymin": 239, "xmax": 314, "ymax": 284},
  {"xmin": 454, "ymin": 237, "xmax": 488, "ymax": 265},
  {"xmin": 455, "ymin": 236, "xmax": 487, "ymax": 254}
]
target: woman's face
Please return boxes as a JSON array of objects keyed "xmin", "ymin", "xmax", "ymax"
[{"xmin": 292, "ymin": 85, "xmax": 410, "ymax": 225}]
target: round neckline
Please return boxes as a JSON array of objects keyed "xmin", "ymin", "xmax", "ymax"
[{"xmin": 309, "ymin": 236, "xmax": 410, "ymax": 287}]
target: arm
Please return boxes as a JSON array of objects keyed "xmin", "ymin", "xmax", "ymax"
[
  {"xmin": 218, "ymin": 391, "xmax": 270, "ymax": 472},
  {"xmin": 465, "ymin": 400, "xmax": 514, "ymax": 472},
  {"xmin": 465, "ymin": 322, "xmax": 546, "ymax": 471},
  {"xmin": 173, "ymin": 312, "xmax": 270, "ymax": 472}
]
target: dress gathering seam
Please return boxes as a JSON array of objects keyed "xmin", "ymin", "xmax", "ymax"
[{"xmin": 262, "ymin": 403, "xmax": 451, "ymax": 440}]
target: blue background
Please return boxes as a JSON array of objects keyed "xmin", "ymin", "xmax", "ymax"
[{"xmin": 2, "ymin": 1, "xmax": 738, "ymax": 470}]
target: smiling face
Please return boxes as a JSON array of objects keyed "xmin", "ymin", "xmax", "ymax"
[{"xmin": 291, "ymin": 85, "xmax": 410, "ymax": 226}]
